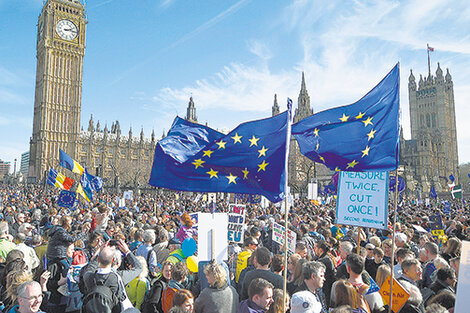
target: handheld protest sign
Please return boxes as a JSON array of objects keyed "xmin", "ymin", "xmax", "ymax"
[
  {"xmin": 379, "ymin": 275, "xmax": 409, "ymax": 313},
  {"xmin": 336, "ymin": 171, "xmax": 389, "ymax": 229},
  {"xmin": 228, "ymin": 204, "xmax": 246, "ymax": 244}
]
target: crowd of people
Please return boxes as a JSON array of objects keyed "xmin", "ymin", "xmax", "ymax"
[{"xmin": 0, "ymin": 184, "xmax": 467, "ymax": 313}]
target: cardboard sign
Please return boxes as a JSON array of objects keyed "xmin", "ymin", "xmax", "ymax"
[
  {"xmin": 336, "ymin": 171, "xmax": 389, "ymax": 229},
  {"xmin": 308, "ymin": 182, "xmax": 318, "ymax": 200},
  {"xmin": 379, "ymin": 275, "xmax": 410, "ymax": 313},
  {"xmin": 272, "ymin": 221, "xmax": 296, "ymax": 253},
  {"xmin": 228, "ymin": 204, "xmax": 246, "ymax": 244}
]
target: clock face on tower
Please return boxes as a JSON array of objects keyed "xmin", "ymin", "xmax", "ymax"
[{"xmin": 56, "ymin": 19, "xmax": 78, "ymax": 40}]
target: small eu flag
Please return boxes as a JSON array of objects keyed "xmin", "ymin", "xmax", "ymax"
[
  {"xmin": 292, "ymin": 64, "xmax": 400, "ymax": 172},
  {"xmin": 149, "ymin": 111, "xmax": 290, "ymax": 203},
  {"xmin": 57, "ymin": 190, "xmax": 77, "ymax": 209}
]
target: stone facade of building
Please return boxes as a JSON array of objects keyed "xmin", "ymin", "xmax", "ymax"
[{"xmin": 401, "ymin": 63, "xmax": 459, "ymax": 193}]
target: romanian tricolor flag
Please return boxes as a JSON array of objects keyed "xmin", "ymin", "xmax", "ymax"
[
  {"xmin": 59, "ymin": 149, "xmax": 84, "ymax": 175},
  {"xmin": 47, "ymin": 169, "xmax": 74, "ymax": 190}
]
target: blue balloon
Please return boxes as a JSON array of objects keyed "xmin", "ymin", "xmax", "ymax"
[{"xmin": 182, "ymin": 238, "xmax": 197, "ymax": 258}]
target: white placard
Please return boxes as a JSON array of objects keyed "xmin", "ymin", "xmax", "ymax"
[
  {"xmin": 271, "ymin": 221, "xmax": 297, "ymax": 253},
  {"xmin": 198, "ymin": 213, "xmax": 228, "ymax": 262},
  {"xmin": 308, "ymin": 182, "xmax": 318, "ymax": 200},
  {"xmin": 455, "ymin": 240, "xmax": 470, "ymax": 313},
  {"xmin": 228, "ymin": 204, "xmax": 246, "ymax": 244},
  {"xmin": 336, "ymin": 171, "xmax": 389, "ymax": 229}
]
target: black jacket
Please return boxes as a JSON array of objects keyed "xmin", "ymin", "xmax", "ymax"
[{"xmin": 46, "ymin": 226, "xmax": 83, "ymax": 261}]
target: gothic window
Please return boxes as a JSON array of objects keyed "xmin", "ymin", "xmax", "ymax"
[
  {"xmin": 432, "ymin": 113, "xmax": 436, "ymax": 128},
  {"xmin": 426, "ymin": 114, "xmax": 431, "ymax": 127},
  {"xmin": 420, "ymin": 114, "xmax": 424, "ymax": 126}
]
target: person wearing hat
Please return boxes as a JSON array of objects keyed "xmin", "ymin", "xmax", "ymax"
[{"xmin": 291, "ymin": 290, "xmax": 321, "ymax": 313}]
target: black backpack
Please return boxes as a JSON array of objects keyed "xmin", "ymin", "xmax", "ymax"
[
  {"xmin": 140, "ymin": 278, "xmax": 166, "ymax": 313},
  {"xmin": 81, "ymin": 272, "xmax": 118, "ymax": 313}
]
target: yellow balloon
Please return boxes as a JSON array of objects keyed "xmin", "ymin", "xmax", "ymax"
[{"xmin": 186, "ymin": 255, "xmax": 198, "ymax": 273}]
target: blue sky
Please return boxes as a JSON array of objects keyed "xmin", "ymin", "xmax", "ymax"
[{"xmin": 1, "ymin": 0, "xmax": 470, "ymax": 171}]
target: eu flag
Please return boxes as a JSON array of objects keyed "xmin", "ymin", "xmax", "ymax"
[
  {"xmin": 149, "ymin": 111, "xmax": 290, "ymax": 202},
  {"xmin": 57, "ymin": 190, "xmax": 77, "ymax": 209},
  {"xmin": 292, "ymin": 64, "xmax": 400, "ymax": 172}
]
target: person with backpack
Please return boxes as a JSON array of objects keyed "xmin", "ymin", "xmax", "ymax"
[
  {"xmin": 136, "ymin": 229, "xmax": 158, "ymax": 276},
  {"xmin": 162, "ymin": 261, "xmax": 189, "ymax": 313},
  {"xmin": 81, "ymin": 239, "xmax": 142, "ymax": 313},
  {"xmin": 141, "ymin": 260, "xmax": 173, "ymax": 313},
  {"xmin": 125, "ymin": 256, "xmax": 149, "ymax": 310}
]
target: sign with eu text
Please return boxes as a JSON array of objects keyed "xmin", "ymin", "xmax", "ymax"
[
  {"xmin": 228, "ymin": 204, "xmax": 246, "ymax": 244},
  {"xmin": 336, "ymin": 171, "xmax": 389, "ymax": 229}
]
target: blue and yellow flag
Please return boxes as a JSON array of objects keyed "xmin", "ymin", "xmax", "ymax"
[
  {"xmin": 149, "ymin": 111, "xmax": 290, "ymax": 203},
  {"xmin": 292, "ymin": 64, "xmax": 400, "ymax": 172},
  {"xmin": 57, "ymin": 190, "xmax": 77, "ymax": 209},
  {"xmin": 59, "ymin": 149, "xmax": 84, "ymax": 175},
  {"xmin": 78, "ymin": 167, "xmax": 94, "ymax": 202}
]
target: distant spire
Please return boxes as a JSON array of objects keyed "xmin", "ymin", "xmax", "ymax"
[
  {"xmin": 186, "ymin": 96, "xmax": 198, "ymax": 123},
  {"xmin": 301, "ymin": 72, "xmax": 307, "ymax": 92},
  {"xmin": 272, "ymin": 94, "xmax": 280, "ymax": 116}
]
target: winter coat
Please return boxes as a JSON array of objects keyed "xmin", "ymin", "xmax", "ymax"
[
  {"xmin": 46, "ymin": 226, "xmax": 82, "ymax": 261},
  {"xmin": 194, "ymin": 283, "xmax": 238, "ymax": 313}
]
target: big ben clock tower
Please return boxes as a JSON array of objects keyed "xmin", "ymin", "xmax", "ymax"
[{"xmin": 29, "ymin": 0, "xmax": 86, "ymax": 182}]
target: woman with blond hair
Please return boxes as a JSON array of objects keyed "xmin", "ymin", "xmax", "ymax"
[
  {"xmin": 267, "ymin": 288, "xmax": 290, "ymax": 313},
  {"xmin": 332, "ymin": 280, "xmax": 370, "ymax": 313},
  {"xmin": 194, "ymin": 261, "xmax": 238, "ymax": 313},
  {"xmin": 375, "ymin": 264, "xmax": 392, "ymax": 289},
  {"xmin": 125, "ymin": 256, "xmax": 149, "ymax": 310}
]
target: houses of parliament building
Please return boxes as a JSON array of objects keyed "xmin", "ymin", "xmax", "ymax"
[{"xmin": 28, "ymin": 0, "xmax": 459, "ymax": 195}]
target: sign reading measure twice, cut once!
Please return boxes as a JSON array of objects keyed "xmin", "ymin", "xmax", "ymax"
[{"xmin": 336, "ymin": 171, "xmax": 389, "ymax": 229}]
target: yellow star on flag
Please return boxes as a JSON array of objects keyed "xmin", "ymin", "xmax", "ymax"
[
  {"xmin": 203, "ymin": 150, "xmax": 214, "ymax": 158},
  {"xmin": 313, "ymin": 128, "xmax": 319, "ymax": 137},
  {"xmin": 216, "ymin": 140, "xmax": 226, "ymax": 149},
  {"xmin": 242, "ymin": 168, "xmax": 249, "ymax": 179},
  {"xmin": 339, "ymin": 113, "xmax": 349, "ymax": 122},
  {"xmin": 355, "ymin": 112, "xmax": 365, "ymax": 119},
  {"xmin": 207, "ymin": 168, "xmax": 218, "ymax": 179},
  {"xmin": 226, "ymin": 173, "xmax": 237, "ymax": 184},
  {"xmin": 248, "ymin": 135, "xmax": 260, "ymax": 147},
  {"xmin": 335, "ymin": 167, "xmax": 341, "ymax": 172},
  {"xmin": 257, "ymin": 160, "xmax": 269, "ymax": 172},
  {"xmin": 192, "ymin": 159, "xmax": 205, "ymax": 169},
  {"xmin": 361, "ymin": 146, "xmax": 370, "ymax": 157},
  {"xmin": 362, "ymin": 117, "xmax": 373, "ymax": 127},
  {"xmin": 347, "ymin": 160, "xmax": 359, "ymax": 169},
  {"xmin": 315, "ymin": 142, "xmax": 319, "ymax": 151},
  {"xmin": 231, "ymin": 133, "xmax": 242, "ymax": 144},
  {"xmin": 319, "ymin": 156, "xmax": 325, "ymax": 163},
  {"xmin": 258, "ymin": 146, "xmax": 268, "ymax": 157},
  {"xmin": 367, "ymin": 129, "xmax": 376, "ymax": 141}
]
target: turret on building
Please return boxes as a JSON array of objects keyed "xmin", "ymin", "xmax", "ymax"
[{"xmin": 402, "ymin": 63, "xmax": 459, "ymax": 193}]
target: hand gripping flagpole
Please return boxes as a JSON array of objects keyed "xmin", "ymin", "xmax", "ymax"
[{"xmin": 282, "ymin": 98, "xmax": 294, "ymax": 313}]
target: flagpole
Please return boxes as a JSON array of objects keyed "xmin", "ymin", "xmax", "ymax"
[
  {"xmin": 427, "ymin": 44, "xmax": 431, "ymax": 77},
  {"xmin": 388, "ymin": 168, "xmax": 400, "ymax": 313},
  {"xmin": 282, "ymin": 99, "xmax": 293, "ymax": 313}
]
